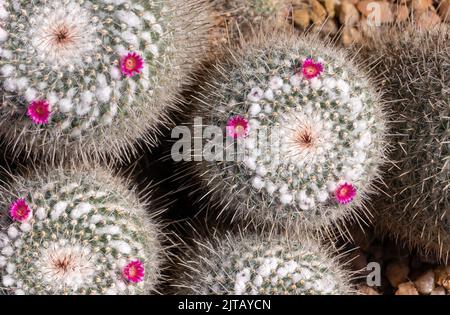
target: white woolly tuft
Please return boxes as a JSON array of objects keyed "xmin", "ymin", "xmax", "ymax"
[
  {"xmin": 7, "ymin": 226, "xmax": 19, "ymax": 239},
  {"xmin": 70, "ymin": 202, "xmax": 92, "ymax": 219},
  {"xmin": 51, "ymin": 201, "xmax": 68, "ymax": 220},
  {"xmin": 0, "ymin": 27, "xmax": 7, "ymax": 42}
]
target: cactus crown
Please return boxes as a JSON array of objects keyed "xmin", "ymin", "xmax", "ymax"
[
  {"xmin": 0, "ymin": 166, "xmax": 162, "ymax": 295},
  {"xmin": 192, "ymin": 32, "xmax": 386, "ymax": 230},
  {"xmin": 0, "ymin": 0, "xmax": 210, "ymax": 161},
  {"xmin": 177, "ymin": 233, "xmax": 353, "ymax": 295},
  {"xmin": 362, "ymin": 25, "xmax": 450, "ymax": 261}
]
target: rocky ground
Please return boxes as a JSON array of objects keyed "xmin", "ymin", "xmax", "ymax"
[
  {"xmin": 212, "ymin": 0, "xmax": 450, "ymax": 47},
  {"xmin": 342, "ymin": 227, "xmax": 450, "ymax": 295},
  {"xmin": 290, "ymin": 0, "xmax": 449, "ymax": 45}
]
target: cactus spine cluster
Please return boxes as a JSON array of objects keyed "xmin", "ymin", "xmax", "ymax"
[
  {"xmin": 361, "ymin": 25, "xmax": 450, "ymax": 262},
  {"xmin": 213, "ymin": 0, "xmax": 290, "ymax": 42},
  {"xmin": 176, "ymin": 233, "xmax": 353, "ymax": 295},
  {"xmin": 0, "ymin": 0, "xmax": 211, "ymax": 161},
  {"xmin": 0, "ymin": 166, "xmax": 162, "ymax": 295},
  {"xmin": 188, "ymin": 32, "xmax": 386, "ymax": 231}
]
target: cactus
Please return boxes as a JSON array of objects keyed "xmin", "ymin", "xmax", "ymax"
[
  {"xmin": 185, "ymin": 31, "xmax": 387, "ymax": 232},
  {"xmin": 175, "ymin": 232, "xmax": 353, "ymax": 295},
  {"xmin": 0, "ymin": 0, "xmax": 211, "ymax": 162},
  {"xmin": 360, "ymin": 25, "xmax": 450, "ymax": 262},
  {"xmin": 212, "ymin": 0, "xmax": 291, "ymax": 44},
  {"xmin": 0, "ymin": 165, "xmax": 163, "ymax": 295}
]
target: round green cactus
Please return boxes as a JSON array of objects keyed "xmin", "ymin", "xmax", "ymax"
[
  {"xmin": 361, "ymin": 25, "xmax": 450, "ymax": 262},
  {"xmin": 0, "ymin": 0, "xmax": 211, "ymax": 161},
  {"xmin": 0, "ymin": 165, "xmax": 163, "ymax": 295},
  {"xmin": 176, "ymin": 233, "xmax": 353, "ymax": 295},
  {"xmin": 186, "ymin": 31, "xmax": 387, "ymax": 231}
]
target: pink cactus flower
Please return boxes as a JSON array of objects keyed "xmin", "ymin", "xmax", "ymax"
[
  {"xmin": 226, "ymin": 115, "xmax": 250, "ymax": 139},
  {"xmin": 9, "ymin": 199, "xmax": 32, "ymax": 222},
  {"xmin": 301, "ymin": 58, "xmax": 324, "ymax": 80},
  {"xmin": 27, "ymin": 100, "xmax": 51, "ymax": 125},
  {"xmin": 335, "ymin": 182, "xmax": 357, "ymax": 205},
  {"xmin": 120, "ymin": 52, "xmax": 144, "ymax": 77},
  {"xmin": 123, "ymin": 260, "xmax": 145, "ymax": 283}
]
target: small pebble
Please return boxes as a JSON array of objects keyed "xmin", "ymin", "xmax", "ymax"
[
  {"xmin": 324, "ymin": 0, "xmax": 336, "ymax": 17},
  {"xmin": 442, "ymin": 277, "xmax": 450, "ymax": 291},
  {"xmin": 292, "ymin": 8, "xmax": 310, "ymax": 29},
  {"xmin": 359, "ymin": 285, "xmax": 380, "ymax": 295},
  {"xmin": 311, "ymin": 0, "xmax": 327, "ymax": 24},
  {"xmin": 357, "ymin": 1, "xmax": 393, "ymax": 24},
  {"xmin": 411, "ymin": 0, "xmax": 433, "ymax": 12},
  {"xmin": 414, "ymin": 270, "xmax": 435, "ymax": 294},
  {"xmin": 395, "ymin": 282, "xmax": 419, "ymax": 295},
  {"xmin": 394, "ymin": 4, "xmax": 409, "ymax": 22},
  {"xmin": 339, "ymin": 1, "xmax": 360, "ymax": 26},
  {"xmin": 439, "ymin": 0, "xmax": 450, "ymax": 21},
  {"xmin": 435, "ymin": 267, "xmax": 448, "ymax": 286},
  {"xmin": 415, "ymin": 10, "xmax": 442, "ymax": 29}
]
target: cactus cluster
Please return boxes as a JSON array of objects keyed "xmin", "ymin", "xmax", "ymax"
[
  {"xmin": 1, "ymin": 0, "xmax": 446, "ymax": 297},
  {"xmin": 361, "ymin": 25, "xmax": 450, "ymax": 262},
  {"xmin": 176, "ymin": 232, "xmax": 353, "ymax": 295},
  {"xmin": 188, "ymin": 32, "xmax": 386, "ymax": 231},
  {"xmin": 0, "ymin": 165, "xmax": 162, "ymax": 295},
  {"xmin": 0, "ymin": 0, "xmax": 210, "ymax": 161}
]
